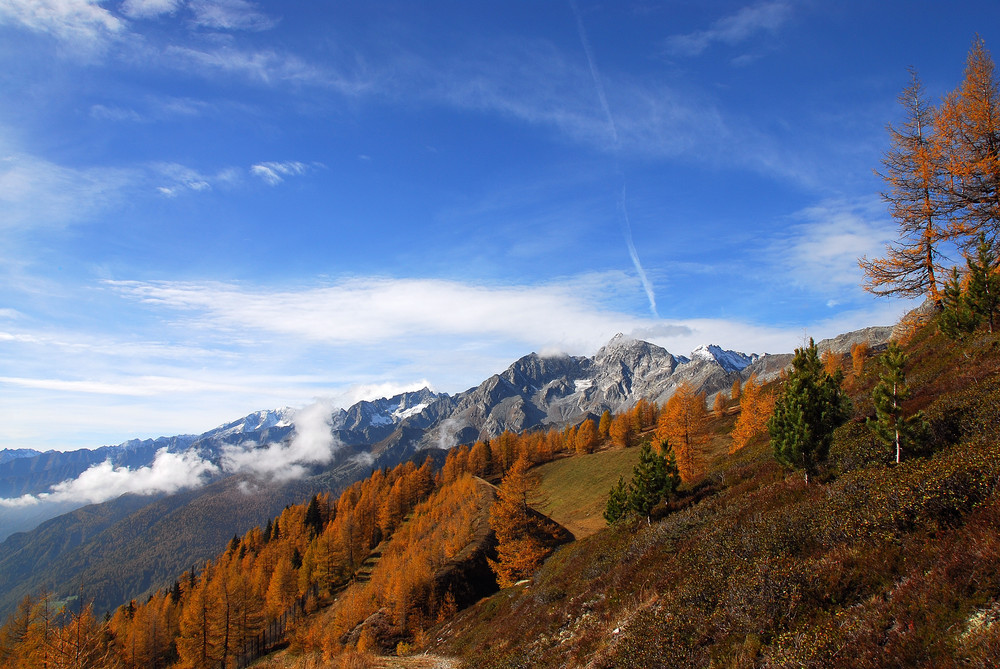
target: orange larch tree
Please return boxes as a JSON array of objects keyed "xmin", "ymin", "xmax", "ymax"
[
  {"xmin": 821, "ymin": 350, "xmax": 842, "ymax": 378},
  {"xmin": 608, "ymin": 412, "xmax": 635, "ymax": 449},
  {"xmin": 656, "ymin": 383, "xmax": 709, "ymax": 483},
  {"xmin": 861, "ymin": 68, "xmax": 952, "ymax": 304},
  {"xmin": 729, "ymin": 374, "xmax": 776, "ymax": 454},
  {"xmin": 487, "ymin": 455, "xmax": 552, "ymax": 588},
  {"xmin": 937, "ymin": 37, "xmax": 1000, "ymax": 251},
  {"xmin": 712, "ymin": 391, "xmax": 727, "ymax": 417},
  {"xmin": 575, "ymin": 418, "xmax": 598, "ymax": 454},
  {"xmin": 598, "ymin": 410, "xmax": 612, "ymax": 440}
]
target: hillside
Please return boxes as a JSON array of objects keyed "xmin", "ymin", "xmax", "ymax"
[
  {"xmin": 0, "ymin": 331, "xmax": 876, "ymax": 622},
  {"xmin": 428, "ymin": 322, "xmax": 1000, "ymax": 667},
  {"xmin": 1, "ymin": 317, "xmax": 997, "ymax": 668}
]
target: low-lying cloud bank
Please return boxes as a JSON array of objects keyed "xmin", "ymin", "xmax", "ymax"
[
  {"xmin": 220, "ymin": 398, "xmax": 339, "ymax": 482},
  {"xmin": 0, "ymin": 398, "xmax": 341, "ymax": 509}
]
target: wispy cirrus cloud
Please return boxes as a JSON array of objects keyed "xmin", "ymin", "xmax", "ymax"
[
  {"xmin": 0, "ymin": 151, "xmax": 134, "ymax": 230},
  {"xmin": 664, "ymin": 1, "xmax": 794, "ymax": 57},
  {"xmin": 106, "ymin": 275, "xmax": 649, "ymax": 350},
  {"xmin": 163, "ymin": 44, "xmax": 328, "ymax": 86},
  {"xmin": 103, "ymin": 273, "xmax": 821, "ymax": 359},
  {"xmin": 120, "ymin": 0, "xmax": 182, "ymax": 19},
  {"xmin": 187, "ymin": 0, "xmax": 276, "ymax": 31},
  {"xmin": 90, "ymin": 96, "xmax": 214, "ymax": 123},
  {"xmin": 250, "ymin": 161, "xmax": 313, "ymax": 185},
  {"xmin": 124, "ymin": 0, "xmax": 276, "ymax": 31},
  {"xmin": 776, "ymin": 197, "xmax": 897, "ymax": 293},
  {"xmin": 0, "ymin": 0, "xmax": 124, "ymax": 49}
]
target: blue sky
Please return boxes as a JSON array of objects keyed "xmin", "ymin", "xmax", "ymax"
[{"xmin": 1, "ymin": 0, "xmax": 998, "ymax": 452}]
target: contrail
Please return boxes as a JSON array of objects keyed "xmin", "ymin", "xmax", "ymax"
[
  {"xmin": 569, "ymin": 0, "xmax": 659, "ymax": 318},
  {"xmin": 620, "ymin": 183, "xmax": 659, "ymax": 317},
  {"xmin": 570, "ymin": 0, "xmax": 618, "ymax": 145}
]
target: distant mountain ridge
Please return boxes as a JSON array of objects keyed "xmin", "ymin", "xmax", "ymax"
[
  {"xmin": 0, "ymin": 328, "xmax": 889, "ymax": 509},
  {"xmin": 0, "ymin": 326, "xmax": 894, "ymax": 619}
]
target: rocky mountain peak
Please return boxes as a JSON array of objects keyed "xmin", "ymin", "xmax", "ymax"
[{"xmin": 689, "ymin": 345, "xmax": 759, "ymax": 374}]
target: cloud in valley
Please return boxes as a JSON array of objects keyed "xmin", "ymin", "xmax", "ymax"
[
  {"xmin": 221, "ymin": 398, "xmax": 341, "ymax": 482},
  {"xmin": 0, "ymin": 398, "xmax": 342, "ymax": 508},
  {"xmin": 0, "ymin": 448, "xmax": 218, "ymax": 508}
]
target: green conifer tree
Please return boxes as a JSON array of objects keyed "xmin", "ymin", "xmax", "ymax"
[
  {"xmin": 966, "ymin": 234, "xmax": 1000, "ymax": 333},
  {"xmin": 263, "ymin": 518, "xmax": 273, "ymax": 543},
  {"xmin": 304, "ymin": 494, "xmax": 324, "ymax": 538},
  {"xmin": 625, "ymin": 440, "xmax": 680, "ymax": 523},
  {"xmin": 868, "ymin": 342, "xmax": 929, "ymax": 463},
  {"xmin": 603, "ymin": 476, "xmax": 629, "ymax": 525},
  {"xmin": 939, "ymin": 267, "xmax": 980, "ymax": 338},
  {"xmin": 769, "ymin": 339, "xmax": 851, "ymax": 483}
]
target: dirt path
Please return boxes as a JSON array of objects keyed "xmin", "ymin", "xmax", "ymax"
[{"xmin": 370, "ymin": 655, "xmax": 461, "ymax": 669}]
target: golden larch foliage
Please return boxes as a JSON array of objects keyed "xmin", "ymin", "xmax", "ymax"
[
  {"xmin": 713, "ymin": 391, "xmax": 728, "ymax": 417},
  {"xmin": 821, "ymin": 350, "xmax": 842, "ymax": 378},
  {"xmin": 656, "ymin": 382, "xmax": 709, "ymax": 483},
  {"xmin": 729, "ymin": 374, "xmax": 776, "ymax": 454},
  {"xmin": 851, "ymin": 341, "xmax": 870, "ymax": 381},
  {"xmin": 487, "ymin": 455, "xmax": 552, "ymax": 588},
  {"xmin": 575, "ymin": 418, "xmax": 598, "ymax": 454}
]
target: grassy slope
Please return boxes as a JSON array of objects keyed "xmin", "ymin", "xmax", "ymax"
[
  {"xmin": 535, "ymin": 408, "xmax": 739, "ymax": 540},
  {"xmin": 533, "ymin": 448, "xmax": 641, "ymax": 539},
  {"xmin": 431, "ymin": 324, "xmax": 1000, "ymax": 668}
]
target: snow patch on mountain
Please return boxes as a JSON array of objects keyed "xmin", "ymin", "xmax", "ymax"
[
  {"xmin": 368, "ymin": 412, "xmax": 393, "ymax": 427},
  {"xmin": 213, "ymin": 408, "xmax": 295, "ymax": 437},
  {"xmin": 690, "ymin": 345, "xmax": 758, "ymax": 373},
  {"xmin": 392, "ymin": 402, "xmax": 429, "ymax": 421}
]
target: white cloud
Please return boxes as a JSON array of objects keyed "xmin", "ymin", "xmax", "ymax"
[
  {"xmin": 152, "ymin": 162, "xmax": 212, "ymax": 193},
  {"xmin": 664, "ymin": 1, "xmax": 793, "ymax": 57},
  {"xmin": 103, "ymin": 274, "xmax": 844, "ymax": 361},
  {"xmin": 163, "ymin": 44, "xmax": 324, "ymax": 85},
  {"xmin": 120, "ymin": 0, "xmax": 181, "ymax": 19},
  {"xmin": 89, "ymin": 104, "xmax": 145, "ymax": 122},
  {"xmin": 0, "ymin": 0, "xmax": 124, "ymax": 48},
  {"xmin": 0, "ymin": 447, "xmax": 218, "ymax": 507},
  {"xmin": 0, "ymin": 151, "xmax": 133, "ymax": 230},
  {"xmin": 221, "ymin": 398, "xmax": 339, "ymax": 482},
  {"xmin": 0, "ymin": 398, "xmax": 348, "ymax": 507},
  {"xmin": 188, "ymin": 0, "xmax": 275, "ymax": 32},
  {"xmin": 0, "ymin": 373, "xmax": 293, "ymax": 397},
  {"xmin": 778, "ymin": 197, "xmax": 897, "ymax": 291},
  {"xmin": 106, "ymin": 276, "xmax": 651, "ymax": 352},
  {"xmin": 250, "ymin": 161, "xmax": 309, "ymax": 185},
  {"xmin": 152, "ymin": 161, "xmax": 246, "ymax": 195}
]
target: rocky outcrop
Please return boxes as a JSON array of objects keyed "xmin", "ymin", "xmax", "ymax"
[{"xmin": 817, "ymin": 326, "xmax": 894, "ymax": 356}]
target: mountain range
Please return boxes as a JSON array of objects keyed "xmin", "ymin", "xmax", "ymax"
[{"xmin": 0, "ymin": 327, "xmax": 891, "ymax": 618}]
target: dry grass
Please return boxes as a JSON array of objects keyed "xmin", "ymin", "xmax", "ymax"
[
  {"xmin": 532, "ymin": 447, "xmax": 641, "ymax": 538},
  {"xmin": 251, "ymin": 649, "xmax": 460, "ymax": 669}
]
